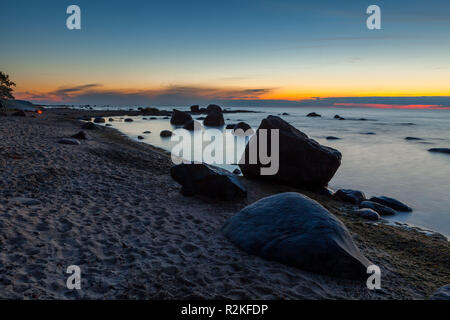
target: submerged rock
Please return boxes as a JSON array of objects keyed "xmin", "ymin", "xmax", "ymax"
[
  {"xmin": 239, "ymin": 116, "xmax": 341, "ymax": 189},
  {"xmin": 353, "ymin": 208, "xmax": 380, "ymax": 221},
  {"xmin": 71, "ymin": 131, "xmax": 88, "ymax": 140},
  {"xmin": 170, "ymin": 109, "xmax": 192, "ymax": 125},
  {"xmin": 206, "ymin": 104, "xmax": 222, "ymax": 114},
  {"xmin": 359, "ymin": 201, "xmax": 396, "ymax": 216},
  {"xmin": 170, "ymin": 163, "xmax": 247, "ymax": 200},
  {"xmin": 160, "ymin": 130, "xmax": 172, "ymax": 137},
  {"xmin": 428, "ymin": 148, "xmax": 450, "ymax": 155},
  {"xmin": 326, "ymin": 136, "xmax": 341, "ymax": 140},
  {"xmin": 223, "ymin": 192, "xmax": 371, "ymax": 279},
  {"xmin": 334, "ymin": 189, "xmax": 366, "ymax": 204},
  {"xmin": 369, "ymin": 196, "xmax": 412, "ymax": 212},
  {"xmin": 307, "ymin": 112, "xmax": 321, "ymax": 117},
  {"xmin": 203, "ymin": 110, "xmax": 225, "ymax": 126},
  {"xmin": 405, "ymin": 137, "xmax": 422, "ymax": 141}
]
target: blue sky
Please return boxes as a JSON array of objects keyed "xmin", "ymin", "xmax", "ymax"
[{"xmin": 1, "ymin": 0, "xmax": 449, "ymax": 106}]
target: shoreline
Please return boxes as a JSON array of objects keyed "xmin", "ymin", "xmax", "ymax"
[{"xmin": 0, "ymin": 108, "xmax": 448, "ymax": 299}]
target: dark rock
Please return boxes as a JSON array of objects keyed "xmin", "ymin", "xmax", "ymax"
[
  {"xmin": 105, "ymin": 124, "xmax": 112, "ymax": 127},
  {"xmin": 428, "ymin": 148, "xmax": 450, "ymax": 154},
  {"xmin": 71, "ymin": 131, "xmax": 88, "ymax": 140},
  {"xmin": 137, "ymin": 136, "xmax": 144, "ymax": 140},
  {"xmin": 203, "ymin": 110, "xmax": 225, "ymax": 126},
  {"xmin": 326, "ymin": 136, "xmax": 340, "ymax": 140},
  {"xmin": 334, "ymin": 189, "xmax": 366, "ymax": 204},
  {"xmin": 196, "ymin": 116, "xmax": 206, "ymax": 120},
  {"xmin": 307, "ymin": 112, "xmax": 321, "ymax": 117},
  {"xmin": 190, "ymin": 105, "xmax": 200, "ymax": 113},
  {"xmin": 206, "ymin": 104, "xmax": 222, "ymax": 114},
  {"xmin": 232, "ymin": 168, "xmax": 241, "ymax": 175},
  {"xmin": 12, "ymin": 110, "xmax": 26, "ymax": 117},
  {"xmin": 141, "ymin": 107, "xmax": 161, "ymax": 116},
  {"xmin": 124, "ymin": 118, "xmax": 133, "ymax": 122},
  {"xmin": 82, "ymin": 122, "xmax": 97, "ymax": 130},
  {"xmin": 282, "ymin": 112, "xmax": 289, "ymax": 116},
  {"xmin": 143, "ymin": 131, "xmax": 151, "ymax": 134},
  {"xmin": 108, "ymin": 118, "xmax": 114, "ymax": 122},
  {"xmin": 430, "ymin": 285, "xmax": 450, "ymax": 300},
  {"xmin": 150, "ymin": 117, "xmax": 157, "ymax": 120},
  {"xmin": 405, "ymin": 137, "xmax": 422, "ymax": 141},
  {"xmin": 334, "ymin": 115, "xmax": 345, "ymax": 120},
  {"xmin": 223, "ymin": 192, "xmax": 371, "ymax": 279},
  {"xmin": 239, "ymin": 116, "xmax": 341, "ymax": 188},
  {"xmin": 183, "ymin": 119, "xmax": 202, "ymax": 131},
  {"xmin": 163, "ymin": 116, "xmax": 170, "ymax": 119},
  {"xmin": 369, "ymin": 196, "xmax": 412, "ymax": 212},
  {"xmin": 58, "ymin": 138, "xmax": 81, "ymax": 145},
  {"xmin": 360, "ymin": 132, "xmax": 376, "ymax": 135},
  {"xmin": 233, "ymin": 122, "xmax": 253, "ymax": 135},
  {"xmin": 170, "ymin": 163, "xmax": 247, "ymax": 200},
  {"xmin": 225, "ymin": 124, "xmax": 236, "ymax": 129},
  {"xmin": 170, "ymin": 109, "xmax": 192, "ymax": 125},
  {"xmin": 94, "ymin": 117, "xmax": 105, "ymax": 123},
  {"xmin": 160, "ymin": 130, "xmax": 172, "ymax": 137},
  {"xmin": 353, "ymin": 208, "xmax": 380, "ymax": 221},
  {"xmin": 199, "ymin": 108, "xmax": 207, "ymax": 114},
  {"xmin": 359, "ymin": 201, "xmax": 396, "ymax": 216}
]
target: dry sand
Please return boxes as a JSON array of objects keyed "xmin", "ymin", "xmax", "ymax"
[{"xmin": 0, "ymin": 108, "xmax": 448, "ymax": 299}]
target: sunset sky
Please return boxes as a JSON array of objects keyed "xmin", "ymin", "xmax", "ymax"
[{"xmin": 1, "ymin": 0, "xmax": 449, "ymax": 107}]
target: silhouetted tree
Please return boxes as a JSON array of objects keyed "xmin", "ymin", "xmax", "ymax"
[{"xmin": 0, "ymin": 71, "xmax": 16, "ymax": 100}]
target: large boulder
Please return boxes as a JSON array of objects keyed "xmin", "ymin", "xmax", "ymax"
[
  {"xmin": 369, "ymin": 196, "xmax": 412, "ymax": 212},
  {"xmin": 334, "ymin": 189, "xmax": 366, "ymax": 204},
  {"xmin": 206, "ymin": 104, "xmax": 222, "ymax": 114},
  {"xmin": 170, "ymin": 109, "xmax": 192, "ymax": 125},
  {"xmin": 223, "ymin": 192, "xmax": 371, "ymax": 279},
  {"xmin": 239, "ymin": 116, "xmax": 341, "ymax": 189},
  {"xmin": 170, "ymin": 163, "xmax": 247, "ymax": 200},
  {"xmin": 203, "ymin": 110, "xmax": 225, "ymax": 126},
  {"xmin": 359, "ymin": 201, "xmax": 396, "ymax": 216}
]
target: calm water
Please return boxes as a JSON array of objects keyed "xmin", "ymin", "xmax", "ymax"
[{"xmin": 97, "ymin": 106, "xmax": 450, "ymax": 236}]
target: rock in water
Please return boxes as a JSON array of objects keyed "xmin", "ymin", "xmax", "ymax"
[
  {"xmin": 82, "ymin": 122, "xmax": 97, "ymax": 130},
  {"xmin": 58, "ymin": 138, "xmax": 81, "ymax": 145},
  {"xmin": 170, "ymin": 163, "xmax": 247, "ymax": 200},
  {"xmin": 160, "ymin": 130, "xmax": 172, "ymax": 137},
  {"xmin": 203, "ymin": 110, "xmax": 225, "ymax": 126},
  {"xmin": 183, "ymin": 119, "xmax": 202, "ymax": 131},
  {"xmin": 206, "ymin": 104, "xmax": 222, "ymax": 114},
  {"xmin": 94, "ymin": 117, "xmax": 105, "ymax": 123},
  {"xmin": 359, "ymin": 201, "xmax": 396, "ymax": 216},
  {"xmin": 307, "ymin": 112, "xmax": 321, "ymax": 117},
  {"xmin": 124, "ymin": 118, "xmax": 133, "ymax": 122},
  {"xmin": 430, "ymin": 285, "xmax": 450, "ymax": 300},
  {"xmin": 334, "ymin": 189, "xmax": 366, "ymax": 204},
  {"xmin": 428, "ymin": 148, "xmax": 450, "ymax": 155},
  {"xmin": 12, "ymin": 110, "xmax": 26, "ymax": 117},
  {"xmin": 369, "ymin": 196, "xmax": 412, "ymax": 212},
  {"xmin": 239, "ymin": 116, "xmax": 341, "ymax": 188},
  {"xmin": 353, "ymin": 208, "xmax": 380, "ymax": 221},
  {"xmin": 170, "ymin": 109, "xmax": 192, "ymax": 125},
  {"xmin": 190, "ymin": 105, "xmax": 200, "ymax": 113},
  {"xmin": 223, "ymin": 192, "xmax": 371, "ymax": 279}
]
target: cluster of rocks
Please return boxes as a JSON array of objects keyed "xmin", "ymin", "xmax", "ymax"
[
  {"xmin": 58, "ymin": 130, "xmax": 90, "ymax": 146},
  {"xmin": 333, "ymin": 189, "xmax": 412, "ymax": 220}
]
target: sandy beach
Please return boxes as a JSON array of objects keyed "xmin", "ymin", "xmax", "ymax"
[{"xmin": 0, "ymin": 108, "xmax": 448, "ymax": 300}]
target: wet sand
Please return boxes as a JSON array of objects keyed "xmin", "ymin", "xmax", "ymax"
[{"xmin": 0, "ymin": 108, "xmax": 448, "ymax": 299}]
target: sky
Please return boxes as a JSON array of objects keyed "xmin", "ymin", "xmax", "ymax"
[{"xmin": 1, "ymin": 0, "xmax": 449, "ymax": 108}]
